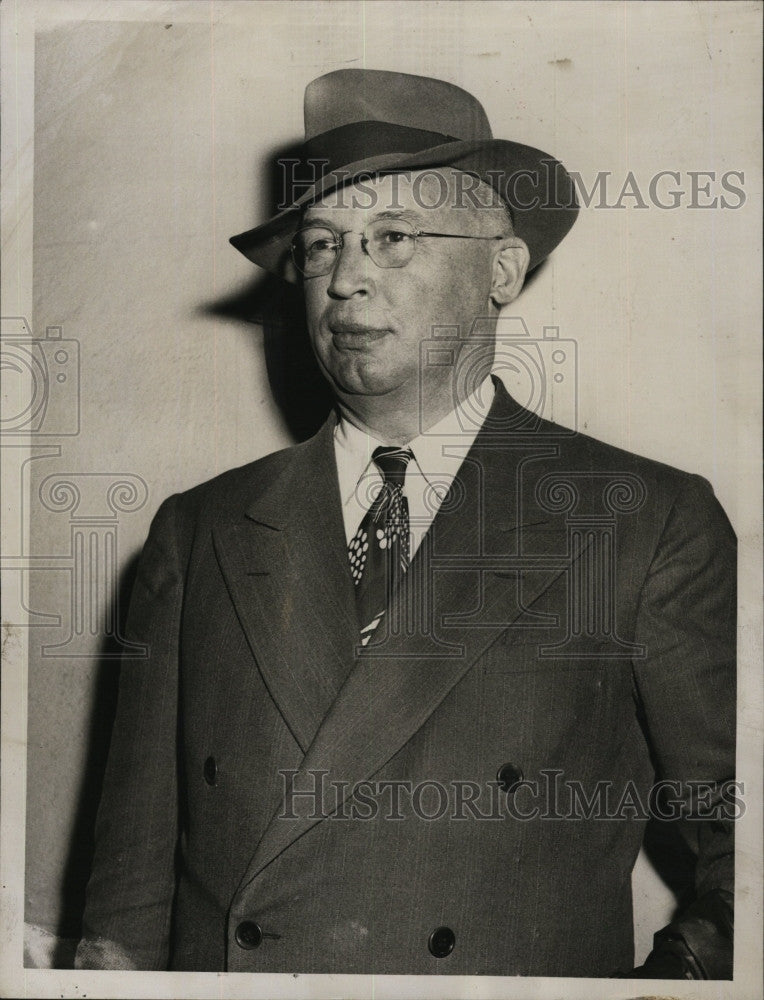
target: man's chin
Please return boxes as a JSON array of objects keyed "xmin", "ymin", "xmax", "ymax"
[{"xmin": 329, "ymin": 361, "xmax": 402, "ymax": 398}]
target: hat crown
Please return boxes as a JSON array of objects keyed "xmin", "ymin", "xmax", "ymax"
[
  {"xmin": 231, "ymin": 68, "xmax": 578, "ymax": 278},
  {"xmin": 304, "ymin": 69, "xmax": 493, "ymax": 142}
]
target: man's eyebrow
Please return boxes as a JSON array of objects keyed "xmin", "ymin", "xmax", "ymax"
[
  {"xmin": 373, "ymin": 209, "xmax": 423, "ymax": 222},
  {"xmin": 300, "ymin": 211, "xmax": 335, "ymax": 228}
]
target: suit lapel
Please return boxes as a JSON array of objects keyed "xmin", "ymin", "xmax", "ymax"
[
  {"xmin": 213, "ymin": 414, "xmax": 359, "ymax": 754},
  {"xmin": 236, "ymin": 384, "xmax": 577, "ymax": 890}
]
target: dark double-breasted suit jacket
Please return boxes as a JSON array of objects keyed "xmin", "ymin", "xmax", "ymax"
[{"xmin": 77, "ymin": 382, "xmax": 736, "ymax": 976}]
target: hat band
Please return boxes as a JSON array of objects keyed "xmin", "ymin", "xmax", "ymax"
[{"xmin": 301, "ymin": 121, "xmax": 460, "ymax": 181}]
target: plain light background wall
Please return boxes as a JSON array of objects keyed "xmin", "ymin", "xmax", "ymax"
[{"xmin": 6, "ymin": 0, "xmax": 760, "ymax": 983}]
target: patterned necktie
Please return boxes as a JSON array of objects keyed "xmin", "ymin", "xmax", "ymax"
[{"xmin": 348, "ymin": 446, "xmax": 414, "ymax": 646}]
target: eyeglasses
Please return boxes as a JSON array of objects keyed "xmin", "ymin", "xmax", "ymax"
[{"xmin": 290, "ymin": 218, "xmax": 504, "ymax": 278}]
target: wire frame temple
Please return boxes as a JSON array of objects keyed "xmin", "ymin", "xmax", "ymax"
[{"xmin": 412, "ymin": 231, "xmax": 504, "ymax": 241}]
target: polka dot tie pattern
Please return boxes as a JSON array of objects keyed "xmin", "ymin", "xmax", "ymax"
[{"xmin": 348, "ymin": 446, "xmax": 413, "ymax": 645}]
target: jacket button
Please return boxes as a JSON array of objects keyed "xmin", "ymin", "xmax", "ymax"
[
  {"xmin": 497, "ymin": 762, "xmax": 523, "ymax": 793},
  {"xmin": 428, "ymin": 925, "xmax": 455, "ymax": 958},
  {"xmin": 203, "ymin": 756, "xmax": 217, "ymax": 786},
  {"xmin": 235, "ymin": 920, "xmax": 263, "ymax": 950}
]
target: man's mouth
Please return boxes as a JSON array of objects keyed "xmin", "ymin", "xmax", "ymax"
[{"xmin": 328, "ymin": 321, "xmax": 391, "ymax": 346}]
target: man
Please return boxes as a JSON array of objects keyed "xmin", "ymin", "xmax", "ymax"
[{"xmin": 76, "ymin": 69, "xmax": 735, "ymax": 978}]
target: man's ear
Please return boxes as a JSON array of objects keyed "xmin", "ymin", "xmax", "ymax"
[{"xmin": 490, "ymin": 238, "xmax": 530, "ymax": 307}]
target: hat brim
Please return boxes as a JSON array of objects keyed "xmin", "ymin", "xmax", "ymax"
[{"xmin": 230, "ymin": 138, "xmax": 578, "ymax": 281}]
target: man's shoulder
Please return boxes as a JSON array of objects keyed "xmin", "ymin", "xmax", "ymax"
[
  {"xmin": 505, "ymin": 417, "xmax": 735, "ymax": 546},
  {"xmin": 493, "ymin": 384, "xmax": 702, "ymax": 494},
  {"xmin": 191, "ymin": 441, "xmax": 301, "ymax": 493},
  {"xmin": 551, "ymin": 422, "xmax": 691, "ymax": 482},
  {"xmin": 163, "ymin": 436, "xmax": 318, "ymax": 525},
  {"xmin": 554, "ymin": 419, "xmax": 711, "ymax": 486}
]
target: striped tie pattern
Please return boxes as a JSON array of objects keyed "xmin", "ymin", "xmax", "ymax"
[{"xmin": 348, "ymin": 446, "xmax": 413, "ymax": 646}]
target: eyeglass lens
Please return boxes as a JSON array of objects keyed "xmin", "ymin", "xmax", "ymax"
[{"xmin": 292, "ymin": 219, "xmax": 418, "ymax": 276}]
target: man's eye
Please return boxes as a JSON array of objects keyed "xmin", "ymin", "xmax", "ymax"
[
  {"xmin": 376, "ymin": 227, "xmax": 413, "ymax": 245},
  {"xmin": 306, "ymin": 238, "xmax": 336, "ymax": 255}
]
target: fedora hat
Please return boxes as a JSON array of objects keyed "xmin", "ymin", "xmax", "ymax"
[{"xmin": 230, "ymin": 69, "xmax": 578, "ymax": 279}]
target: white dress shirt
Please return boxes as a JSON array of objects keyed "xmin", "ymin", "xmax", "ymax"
[{"xmin": 334, "ymin": 376, "xmax": 495, "ymax": 558}]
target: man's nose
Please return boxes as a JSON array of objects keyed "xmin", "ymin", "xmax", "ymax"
[{"xmin": 326, "ymin": 235, "xmax": 376, "ymax": 299}]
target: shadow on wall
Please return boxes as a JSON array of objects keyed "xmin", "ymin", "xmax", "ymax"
[
  {"xmin": 201, "ymin": 136, "xmax": 335, "ymax": 442},
  {"xmin": 642, "ymin": 818, "xmax": 698, "ymax": 911},
  {"xmin": 199, "ymin": 270, "xmax": 334, "ymax": 443},
  {"xmin": 24, "ymin": 553, "xmax": 140, "ymax": 969}
]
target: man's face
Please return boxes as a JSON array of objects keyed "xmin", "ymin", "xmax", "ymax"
[{"xmin": 300, "ymin": 170, "xmax": 507, "ymax": 401}]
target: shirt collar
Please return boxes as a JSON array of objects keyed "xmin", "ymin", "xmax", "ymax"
[{"xmin": 333, "ymin": 375, "xmax": 495, "ymax": 505}]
